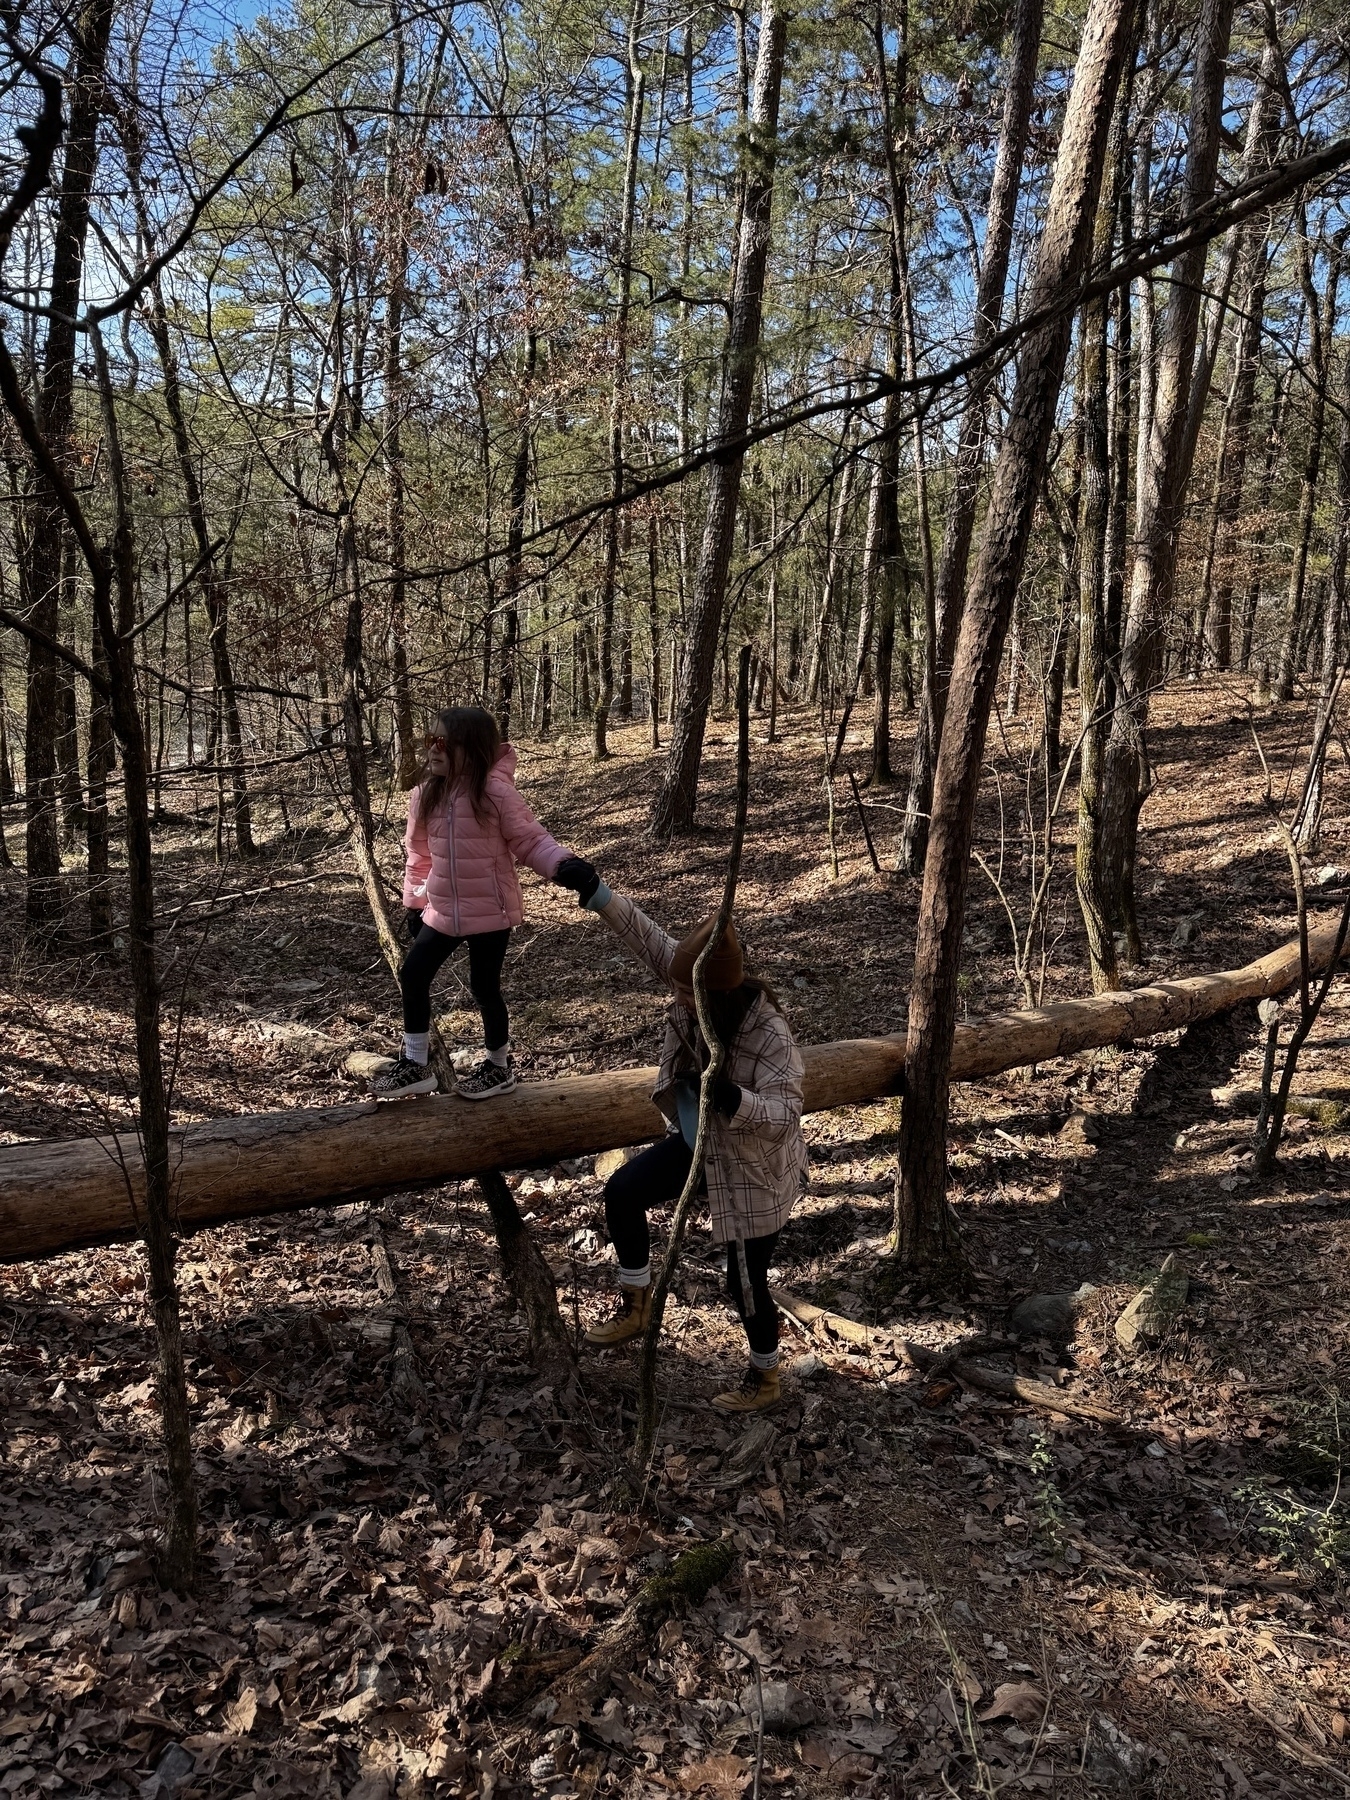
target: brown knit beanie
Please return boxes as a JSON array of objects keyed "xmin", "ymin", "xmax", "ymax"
[{"xmin": 669, "ymin": 916, "xmax": 744, "ymax": 992}]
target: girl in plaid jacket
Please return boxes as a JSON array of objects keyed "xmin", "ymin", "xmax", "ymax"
[{"xmin": 557, "ymin": 869, "xmax": 808, "ymax": 1413}]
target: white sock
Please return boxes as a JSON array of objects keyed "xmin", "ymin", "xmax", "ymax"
[
  {"xmin": 750, "ymin": 1347, "xmax": 780, "ymax": 1372},
  {"xmin": 486, "ymin": 1044, "xmax": 510, "ymax": 1068},
  {"xmin": 403, "ymin": 1032, "xmax": 430, "ymax": 1066},
  {"xmin": 618, "ymin": 1264, "xmax": 651, "ymax": 1290}
]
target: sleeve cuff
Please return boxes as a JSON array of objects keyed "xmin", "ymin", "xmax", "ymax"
[{"xmin": 584, "ymin": 880, "xmax": 614, "ymax": 912}]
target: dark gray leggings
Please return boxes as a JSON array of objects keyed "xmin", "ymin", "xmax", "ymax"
[
  {"xmin": 399, "ymin": 924, "xmax": 510, "ymax": 1048},
  {"xmin": 603, "ymin": 1133, "xmax": 780, "ymax": 1356}
]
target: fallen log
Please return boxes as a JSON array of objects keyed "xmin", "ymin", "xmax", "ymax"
[
  {"xmin": 945, "ymin": 1358, "xmax": 1123, "ymax": 1427},
  {"xmin": 2, "ymin": 921, "xmax": 1341, "ymax": 1263},
  {"xmin": 772, "ymin": 1286, "xmax": 897, "ymax": 1351}
]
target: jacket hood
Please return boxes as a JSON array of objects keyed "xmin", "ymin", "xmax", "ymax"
[{"xmin": 491, "ymin": 743, "xmax": 518, "ymax": 782}]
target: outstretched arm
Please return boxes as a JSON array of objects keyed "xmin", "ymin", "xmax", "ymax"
[
  {"xmin": 582, "ymin": 886, "xmax": 679, "ymax": 984},
  {"xmin": 491, "ymin": 776, "xmax": 571, "ymax": 878}
]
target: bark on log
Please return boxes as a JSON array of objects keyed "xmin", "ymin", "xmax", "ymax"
[
  {"xmin": 369, "ymin": 1225, "xmax": 427, "ymax": 1409},
  {"xmin": 2, "ymin": 922, "xmax": 1342, "ymax": 1263}
]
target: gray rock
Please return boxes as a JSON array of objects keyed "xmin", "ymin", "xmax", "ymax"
[
  {"xmin": 1060, "ymin": 1111, "xmax": 1104, "ymax": 1149},
  {"xmin": 1083, "ymin": 1715, "xmax": 1158, "ymax": 1792},
  {"xmin": 345, "ymin": 1050, "xmax": 395, "ymax": 1080},
  {"xmin": 1006, "ymin": 1282, "xmax": 1098, "ymax": 1344},
  {"xmin": 352, "ymin": 1656, "xmax": 401, "ymax": 1703},
  {"xmin": 1170, "ymin": 915, "xmax": 1202, "ymax": 949},
  {"xmin": 103, "ymin": 1550, "xmax": 154, "ymax": 1596},
  {"xmin": 740, "ymin": 1679, "xmax": 817, "ymax": 1733},
  {"xmin": 1115, "ymin": 1253, "xmax": 1189, "ymax": 1350},
  {"xmin": 1198, "ymin": 1504, "xmax": 1234, "ymax": 1540},
  {"xmin": 790, "ymin": 1353, "xmax": 826, "ymax": 1380},
  {"xmin": 1316, "ymin": 864, "xmax": 1343, "ymax": 888},
  {"xmin": 139, "ymin": 1743, "xmax": 195, "ymax": 1800},
  {"xmin": 595, "ymin": 1146, "xmax": 634, "ymax": 1180}
]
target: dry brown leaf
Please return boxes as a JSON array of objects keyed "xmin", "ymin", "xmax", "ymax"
[
  {"xmin": 588, "ymin": 1697, "xmax": 634, "ymax": 1750},
  {"xmin": 799, "ymin": 1737, "xmax": 874, "ymax": 1781},
  {"xmin": 977, "ymin": 1681, "xmax": 1047, "ymax": 1725},
  {"xmin": 345, "ymin": 1778, "xmax": 391, "ymax": 1800},
  {"xmin": 224, "ymin": 1686, "xmax": 259, "ymax": 1736},
  {"xmin": 679, "ymin": 1753, "xmax": 752, "ymax": 1796}
]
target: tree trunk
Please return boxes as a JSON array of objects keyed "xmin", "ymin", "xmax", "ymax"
[
  {"xmin": 647, "ymin": 512, "xmax": 661, "ymax": 745},
  {"xmin": 1043, "ymin": 617, "xmax": 1066, "ymax": 777},
  {"xmin": 383, "ymin": 19, "xmax": 419, "ymax": 789},
  {"xmin": 120, "ymin": 88, "xmax": 256, "ymax": 859},
  {"xmin": 866, "ymin": 437, "xmax": 906, "ymax": 786},
  {"xmin": 804, "ymin": 436, "xmax": 858, "ymax": 706},
  {"xmin": 1003, "ymin": 602, "xmax": 1023, "ymax": 719},
  {"xmin": 893, "ymin": 0, "xmax": 1134, "ymax": 1288},
  {"xmin": 1187, "ymin": 31, "xmax": 1282, "ymax": 668},
  {"xmin": 0, "ymin": 637, "xmax": 14, "ymax": 868},
  {"xmin": 895, "ymin": 0, "xmax": 1042, "ymax": 873},
  {"xmin": 595, "ymin": 0, "xmax": 646, "ymax": 760},
  {"xmin": 477, "ymin": 1172, "xmax": 576, "ymax": 1383},
  {"xmin": 1302, "ymin": 344, "xmax": 1350, "ymax": 846},
  {"xmin": 12, "ymin": 920, "xmax": 1345, "ymax": 1264},
  {"xmin": 1099, "ymin": 0, "xmax": 1235, "ymax": 959},
  {"xmin": 1207, "ymin": 225, "xmax": 1271, "ymax": 670},
  {"xmin": 497, "ymin": 397, "xmax": 530, "ymax": 739},
  {"xmin": 1075, "ymin": 70, "xmax": 1131, "ymax": 992},
  {"xmin": 22, "ymin": 0, "xmax": 115, "ymax": 939},
  {"xmin": 1238, "ymin": 360, "xmax": 1295, "ymax": 672},
  {"xmin": 54, "ymin": 650, "xmax": 84, "ymax": 846},
  {"xmin": 7, "ymin": 322, "xmax": 207, "ymax": 1592},
  {"xmin": 87, "ymin": 625, "xmax": 114, "ymax": 946},
  {"xmin": 651, "ymin": 0, "xmax": 789, "ymax": 836},
  {"xmin": 141, "ymin": 295, "xmax": 255, "ymax": 857},
  {"xmin": 1275, "ymin": 236, "xmax": 1340, "ymax": 702},
  {"xmin": 1104, "ymin": 170, "xmax": 1132, "ymax": 677}
]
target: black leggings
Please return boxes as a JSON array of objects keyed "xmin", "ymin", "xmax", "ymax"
[
  {"xmin": 399, "ymin": 925, "xmax": 511, "ymax": 1048},
  {"xmin": 603, "ymin": 1133, "xmax": 780, "ymax": 1356}
]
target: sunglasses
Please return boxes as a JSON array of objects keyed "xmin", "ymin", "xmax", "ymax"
[{"xmin": 424, "ymin": 734, "xmax": 449, "ymax": 753}]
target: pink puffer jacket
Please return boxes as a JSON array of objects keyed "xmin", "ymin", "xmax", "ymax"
[{"xmin": 400, "ymin": 745, "xmax": 571, "ymax": 938}]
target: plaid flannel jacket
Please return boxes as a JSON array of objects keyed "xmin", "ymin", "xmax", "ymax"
[{"xmin": 595, "ymin": 891, "xmax": 808, "ymax": 1245}]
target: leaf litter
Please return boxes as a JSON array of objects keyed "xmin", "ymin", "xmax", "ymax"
[{"xmin": 3, "ymin": 692, "xmax": 1350, "ymax": 1795}]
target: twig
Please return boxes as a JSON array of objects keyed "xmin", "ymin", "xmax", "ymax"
[
  {"xmin": 946, "ymin": 1357, "xmax": 1122, "ymax": 1426},
  {"xmin": 369, "ymin": 1224, "xmax": 428, "ymax": 1408},
  {"xmin": 635, "ymin": 646, "xmax": 753, "ymax": 1475},
  {"xmin": 156, "ymin": 866, "xmax": 342, "ymax": 924},
  {"xmin": 772, "ymin": 1285, "xmax": 895, "ymax": 1352},
  {"xmin": 719, "ymin": 1631, "xmax": 766, "ymax": 1800},
  {"xmin": 847, "ymin": 770, "xmax": 882, "ymax": 873},
  {"xmin": 1249, "ymin": 712, "xmax": 1350, "ymax": 1171}
]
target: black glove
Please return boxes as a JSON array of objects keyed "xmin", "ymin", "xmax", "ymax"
[
  {"xmin": 712, "ymin": 1076, "xmax": 742, "ymax": 1119},
  {"xmin": 553, "ymin": 856, "xmax": 600, "ymax": 905},
  {"xmin": 405, "ymin": 907, "xmax": 425, "ymax": 944}
]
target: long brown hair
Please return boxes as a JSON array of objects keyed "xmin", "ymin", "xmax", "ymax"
[
  {"xmin": 705, "ymin": 976, "xmax": 785, "ymax": 1056},
  {"xmin": 417, "ymin": 706, "xmax": 502, "ymax": 822}
]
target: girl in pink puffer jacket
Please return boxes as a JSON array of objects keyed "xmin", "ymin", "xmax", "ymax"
[{"xmin": 371, "ymin": 706, "xmax": 599, "ymax": 1100}]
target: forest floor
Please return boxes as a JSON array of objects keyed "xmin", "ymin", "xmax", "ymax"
[{"xmin": 3, "ymin": 675, "xmax": 1350, "ymax": 1799}]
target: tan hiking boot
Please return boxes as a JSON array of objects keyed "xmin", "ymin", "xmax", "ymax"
[
  {"xmin": 584, "ymin": 1285, "xmax": 652, "ymax": 1347},
  {"xmin": 710, "ymin": 1365, "xmax": 782, "ymax": 1413}
]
